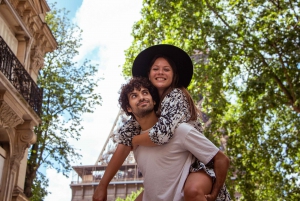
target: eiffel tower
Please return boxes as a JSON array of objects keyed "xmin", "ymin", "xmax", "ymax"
[{"xmin": 70, "ymin": 110, "xmax": 143, "ymax": 201}]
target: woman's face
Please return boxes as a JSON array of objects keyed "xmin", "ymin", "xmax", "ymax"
[{"xmin": 148, "ymin": 57, "xmax": 174, "ymax": 95}]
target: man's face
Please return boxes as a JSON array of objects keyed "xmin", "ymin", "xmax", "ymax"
[{"xmin": 127, "ymin": 87, "xmax": 155, "ymax": 118}]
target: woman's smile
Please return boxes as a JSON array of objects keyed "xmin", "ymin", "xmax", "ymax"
[{"xmin": 149, "ymin": 57, "xmax": 174, "ymax": 95}]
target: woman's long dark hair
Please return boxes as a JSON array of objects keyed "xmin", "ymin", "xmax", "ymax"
[{"xmin": 148, "ymin": 55, "xmax": 199, "ymax": 121}]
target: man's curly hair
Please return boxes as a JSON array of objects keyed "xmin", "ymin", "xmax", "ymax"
[{"xmin": 119, "ymin": 77, "xmax": 159, "ymax": 117}]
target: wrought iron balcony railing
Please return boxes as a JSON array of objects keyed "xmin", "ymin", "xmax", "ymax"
[{"xmin": 0, "ymin": 35, "xmax": 43, "ymax": 116}]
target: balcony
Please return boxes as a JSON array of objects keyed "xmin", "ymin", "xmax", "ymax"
[
  {"xmin": 71, "ymin": 163, "xmax": 143, "ymax": 185},
  {"xmin": 0, "ymin": 35, "xmax": 43, "ymax": 116}
]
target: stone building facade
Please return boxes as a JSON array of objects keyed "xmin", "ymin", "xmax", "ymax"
[{"xmin": 0, "ymin": 0, "xmax": 57, "ymax": 200}]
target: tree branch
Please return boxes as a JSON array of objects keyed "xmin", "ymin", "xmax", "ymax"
[
  {"xmin": 204, "ymin": 0, "xmax": 299, "ymax": 113},
  {"xmin": 272, "ymin": 42, "xmax": 296, "ymax": 102}
]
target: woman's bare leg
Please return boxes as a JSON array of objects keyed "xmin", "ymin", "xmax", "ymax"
[{"xmin": 184, "ymin": 170, "xmax": 213, "ymax": 201}]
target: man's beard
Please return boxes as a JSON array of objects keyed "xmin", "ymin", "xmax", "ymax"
[
  {"xmin": 135, "ymin": 107, "xmax": 153, "ymax": 118},
  {"xmin": 133, "ymin": 103, "xmax": 154, "ymax": 118}
]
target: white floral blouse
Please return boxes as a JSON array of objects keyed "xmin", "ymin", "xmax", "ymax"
[{"xmin": 118, "ymin": 88, "xmax": 203, "ymax": 146}]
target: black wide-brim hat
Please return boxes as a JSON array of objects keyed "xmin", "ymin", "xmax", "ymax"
[{"xmin": 132, "ymin": 44, "xmax": 193, "ymax": 88}]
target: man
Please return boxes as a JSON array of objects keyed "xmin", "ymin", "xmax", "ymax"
[{"xmin": 93, "ymin": 77, "xmax": 230, "ymax": 201}]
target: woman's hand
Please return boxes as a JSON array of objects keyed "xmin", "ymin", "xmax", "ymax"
[
  {"xmin": 132, "ymin": 136, "xmax": 140, "ymax": 150},
  {"xmin": 132, "ymin": 133, "xmax": 157, "ymax": 148}
]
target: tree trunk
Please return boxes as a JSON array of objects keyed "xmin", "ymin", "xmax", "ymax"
[
  {"xmin": 24, "ymin": 168, "xmax": 36, "ymax": 198},
  {"xmin": 24, "ymin": 143, "xmax": 38, "ymax": 198}
]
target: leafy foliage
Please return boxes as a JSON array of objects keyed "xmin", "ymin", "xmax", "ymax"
[
  {"xmin": 115, "ymin": 188, "xmax": 143, "ymax": 201},
  {"xmin": 122, "ymin": 0, "xmax": 300, "ymax": 200},
  {"xmin": 25, "ymin": 4, "xmax": 102, "ymax": 200},
  {"xmin": 30, "ymin": 173, "xmax": 49, "ymax": 201}
]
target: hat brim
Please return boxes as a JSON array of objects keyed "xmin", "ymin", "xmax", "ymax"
[{"xmin": 132, "ymin": 44, "xmax": 193, "ymax": 88}]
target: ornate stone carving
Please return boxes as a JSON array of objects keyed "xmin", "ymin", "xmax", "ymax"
[
  {"xmin": 0, "ymin": 101, "xmax": 24, "ymax": 128},
  {"xmin": 30, "ymin": 45, "xmax": 44, "ymax": 72},
  {"xmin": 11, "ymin": 121, "xmax": 36, "ymax": 167}
]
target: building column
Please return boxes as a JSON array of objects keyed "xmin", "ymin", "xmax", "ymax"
[
  {"xmin": 3, "ymin": 158, "xmax": 18, "ymax": 201},
  {"xmin": 11, "ymin": 121, "xmax": 36, "ymax": 201},
  {"xmin": 1, "ymin": 120, "xmax": 36, "ymax": 201},
  {"xmin": 16, "ymin": 34, "xmax": 28, "ymax": 66},
  {"xmin": 0, "ymin": 91, "xmax": 24, "ymax": 201}
]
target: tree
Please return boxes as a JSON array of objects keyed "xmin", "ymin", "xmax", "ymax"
[
  {"xmin": 122, "ymin": 0, "xmax": 300, "ymax": 200},
  {"xmin": 24, "ymin": 4, "xmax": 102, "ymax": 199}
]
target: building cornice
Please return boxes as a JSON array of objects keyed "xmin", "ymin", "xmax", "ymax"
[{"xmin": 3, "ymin": 0, "xmax": 57, "ymax": 52}]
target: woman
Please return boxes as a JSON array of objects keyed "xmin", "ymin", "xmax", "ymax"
[{"xmin": 118, "ymin": 44, "xmax": 231, "ymax": 201}]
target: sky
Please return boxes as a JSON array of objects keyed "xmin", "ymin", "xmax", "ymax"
[{"xmin": 45, "ymin": 0, "xmax": 143, "ymax": 200}]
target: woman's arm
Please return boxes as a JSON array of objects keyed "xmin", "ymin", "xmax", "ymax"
[
  {"xmin": 132, "ymin": 133, "xmax": 157, "ymax": 149},
  {"xmin": 118, "ymin": 117, "xmax": 141, "ymax": 146},
  {"xmin": 134, "ymin": 89, "xmax": 190, "ymax": 147}
]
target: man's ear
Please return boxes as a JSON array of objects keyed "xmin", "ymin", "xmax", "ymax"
[
  {"xmin": 127, "ymin": 106, "xmax": 132, "ymax": 113},
  {"xmin": 153, "ymin": 101, "xmax": 156, "ymax": 105}
]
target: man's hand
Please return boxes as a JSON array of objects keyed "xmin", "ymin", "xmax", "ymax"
[
  {"xmin": 209, "ymin": 151, "xmax": 230, "ymax": 200},
  {"xmin": 205, "ymin": 192, "xmax": 218, "ymax": 201},
  {"xmin": 92, "ymin": 144, "xmax": 131, "ymax": 201},
  {"xmin": 92, "ymin": 184, "xmax": 107, "ymax": 201}
]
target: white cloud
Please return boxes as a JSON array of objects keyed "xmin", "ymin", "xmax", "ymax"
[
  {"xmin": 45, "ymin": 169, "xmax": 72, "ymax": 201},
  {"xmin": 45, "ymin": 0, "xmax": 142, "ymax": 200},
  {"xmin": 75, "ymin": 0, "xmax": 142, "ymax": 64}
]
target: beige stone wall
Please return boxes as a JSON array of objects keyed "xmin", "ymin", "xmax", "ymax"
[
  {"xmin": 0, "ymin": 0, "xmax": 57, "ymax": 81},
  {"xmin": 0, "ymin": 0, "xmax": 57, "ymax": 200},
  {"xmin": 0, "ymin": 16, "xmax": 18, "ymax": 54}
]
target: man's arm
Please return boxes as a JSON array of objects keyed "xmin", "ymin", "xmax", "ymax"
[
  {"xmin": 93, "ymin": 144, "xmax": 131, "ymax": 201},
  {"xmin": 134, "ymin": 190, "xmax": 144, "ymax": 201},
  {"xmin": 178, "ymin": 123, "xmax": 230, "ymax": 201},
  {"xmin": 205, "ymin": 151, "xmax": 230, "ymax": 201}
]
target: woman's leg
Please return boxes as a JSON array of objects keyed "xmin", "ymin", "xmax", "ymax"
[{"xmin": 184, "ymin": 170, "xmax": 213, "ymax": 201}]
